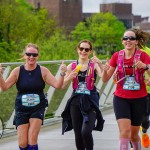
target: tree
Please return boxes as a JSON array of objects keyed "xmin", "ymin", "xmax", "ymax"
[
  {"xmin": 0, "ymin": 0, "xmax": 61, "ymax": 61},
  {"xmin": 71, "ymin": 12, "xmax": 126, "ymax": 56}
]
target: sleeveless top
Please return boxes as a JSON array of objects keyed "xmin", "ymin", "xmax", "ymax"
[
  {"xmin": 71, "ymin": 70, "xmax": 97, "ymax": 105},
  {"xmin": 77, "ymin": 70, "xmax": 97, "ymax": 91},
  {"xmin": 15, "ymin": 64, "xmax": 46, "ymax": 111}
]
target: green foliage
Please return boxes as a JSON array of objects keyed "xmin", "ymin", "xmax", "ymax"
[
  {"xmin": 39, "ymin": 32, "xmax": 78, "ymax": 60},
  {"xmin": 0, "ymin": 1, "xmax": 129, "ymax": 122},
  {"xmin": 71, "ymin": 12, "xmax": 126, "ymax": 55},
  {"xmin": 0, "ymin": 0, "xmax": 62, "ymax": 62}
]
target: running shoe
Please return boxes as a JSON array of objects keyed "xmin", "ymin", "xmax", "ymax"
[{"xmin": 141, "ymin": 132, "xmax": 149, "ymax": 148}]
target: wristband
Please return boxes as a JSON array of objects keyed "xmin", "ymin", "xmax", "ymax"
[
  {"xmin": 144, "ymin": 65, "xmax": 149, "ymax": 70},
  {"xmin": 60, "ymin": 72, "xmax": 66, "ymax": 77}
]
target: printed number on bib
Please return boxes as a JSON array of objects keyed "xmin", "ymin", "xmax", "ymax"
[
  {"xmin": 22, "ymin": 94, "xmax": 40, "ymax": 107},
  {"xmin": 75, "ymin": 82, "xmax": 91, "ymax": 95},
  {"xmin": 123, "ymin": 76, "xmax": 140, "ymax": 90}
]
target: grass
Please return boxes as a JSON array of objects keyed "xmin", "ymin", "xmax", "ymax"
[
  {"xmin": 0, "ymin": 62, "xmax": 103, "ymax": 123},
  {"xmin": 0, "ymin": 63, "xmax": 68, "ymax": 123}
]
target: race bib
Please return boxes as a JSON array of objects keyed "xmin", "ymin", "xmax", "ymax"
[
  {"xmin": 123, "ymin": 76, "xmax": 140, "ymax": 90},
  {"xmin": 75, "ymin": 82, "xmax": 90, "ymax": 95},
  {"xmin": 22, "ymin": 94, "xmax": 40, "ymax": 107}
]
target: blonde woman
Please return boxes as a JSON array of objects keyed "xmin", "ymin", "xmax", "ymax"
[{"xmin": 0, "ymin": 43, "xmax": 67, "ymax": 150}]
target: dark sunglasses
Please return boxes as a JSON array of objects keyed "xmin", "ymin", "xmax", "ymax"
[
  {"xmin": 79, "ymin": 47, "xmax": 91, "ymax": 52},
  {"xmin": 25, "ymin": 53, "xmax": 38, "ymax": 57},
  {"xmin": 122, "ymin": 36, "xmax": 136, "ymax": 41}
]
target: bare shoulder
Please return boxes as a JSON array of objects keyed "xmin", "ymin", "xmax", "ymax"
[
  {"xmin": 9, "ymin": 66, "xmax": 20, "ymax": 81},
  {"xmin": 11, "ymin": 66, "xmax": 20, "ymax": 74},
  {"xmin": 40, "ymin": 66, "xmax": 50, "ymax": 75}
]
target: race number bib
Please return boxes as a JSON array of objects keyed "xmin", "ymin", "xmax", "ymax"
[
  {"xmin": 21, "ymin": 94, "xmax": 40, "ymax": 107},
  {"xmin": 123, "ymin": 76, "xmax": 140, "ymax": 90},
  {"xmin": 75, "ymin": 82, "xmax": 91, "ymax": 95}
]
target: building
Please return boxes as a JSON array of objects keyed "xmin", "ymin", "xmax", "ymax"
[
  {"xmin": 27, "ymin": 0, "xmax": 150, "ymax": 33},
  {"xmin": 27, "ymin": 0, "xmax": 83, "ymax": 32},
  {"xmin": 100, "ymin": 3, "xmax": 133, "ymax": 29}
]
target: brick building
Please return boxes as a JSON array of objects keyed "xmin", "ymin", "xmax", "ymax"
[
  {"xmin": 100, "ymin": 3, "xmax": 133, "ymax": 29},
  {"xmin": 27, "ymin": 0, "xmax": 83, "ymax": 31},
  {"xmin": 27, "ymin": 1, "xmax": 150, "ymax": 33}
]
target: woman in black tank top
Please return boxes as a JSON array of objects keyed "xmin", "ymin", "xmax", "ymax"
[{"xmin": 0, "ymin": 43, "xmax": 67, "ymax": 150}]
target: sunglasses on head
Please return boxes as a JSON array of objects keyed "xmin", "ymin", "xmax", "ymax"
[
  {"xmin": 122, "ymin": 36, "xmax": 136, "ymax": 41},
  {"xmin": 25, "ymin": 53, "xmax": 38, "ymax": 57},
  {"xmin": 79, "ymin": 47, "xmax": 91, "ymax": 52}
]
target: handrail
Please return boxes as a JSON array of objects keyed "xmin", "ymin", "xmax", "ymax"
[{"xmin": 0, "ymin": 60, "xmax": 113, "ymax": 137}]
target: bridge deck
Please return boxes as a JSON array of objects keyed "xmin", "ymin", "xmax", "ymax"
[{"xmin": 0, "ymin": 109, "xmax": 149, "ymax": 150}]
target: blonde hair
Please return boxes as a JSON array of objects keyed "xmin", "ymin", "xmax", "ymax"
[{"xmin": 19, "ymin": 43, "xmax": 39, "ymax": 60}]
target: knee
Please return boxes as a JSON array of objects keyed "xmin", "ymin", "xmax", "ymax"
[
  {"xmin": 81, "ymin": 129, "xmax": 91, "ymax": 139},
  {"xmin": 120, "ymin": 128, "xmax": 131, "ymax": 138},
  {"xmin": 18, "ymin": 135, "xmax": 28, "ymax": 148},
  {"xmin": 131, "ymin": 132, "xmax": 140, "ymax": 141},
  {"xmin": 19, "ymin": 141, "xmax": 28, "ymax": 149},
  {"xmin": 29, "ymin": 130, "xmax": 38, "ymax": 144}
]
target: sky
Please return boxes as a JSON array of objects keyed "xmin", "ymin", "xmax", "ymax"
[{"xmin": 83, "ymin": 0, "xmax": 150, "ymax": 20}]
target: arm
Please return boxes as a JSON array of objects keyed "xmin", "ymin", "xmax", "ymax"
[
  {"xmin": 42, "ymin": 61, "xmax": 67, "ymax": 89},
  {"xmin": 61, "ymin": 64, "xmax": 78, "ymax": 89},
  {"xmin": 0, "ymin": 65, "xmax": 19, "ymax": 91},
  {"xmin": 91, "ymin": 56, "xmax": 103, "ymax": 77},
  {"xmin": 101, "ymin": 60, "xmax": 116, "ymax": 83}
]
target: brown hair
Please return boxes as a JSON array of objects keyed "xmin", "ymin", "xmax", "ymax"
[
  {"xmin": 126, "ymin": 28, "xmax": 150, "ymax": 49},
  {"xmin": 77, "ymin": 39, "xmax": 93, "ymax": 50}
]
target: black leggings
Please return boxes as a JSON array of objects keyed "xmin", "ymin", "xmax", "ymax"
[{"xmin": 70, "ymin": 105, "xmax": 96, "ymax": 150}]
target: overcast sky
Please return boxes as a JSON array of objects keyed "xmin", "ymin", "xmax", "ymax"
[{"xmin": 83, "ymin": 0, "xmax": 150, "ymax": 20}]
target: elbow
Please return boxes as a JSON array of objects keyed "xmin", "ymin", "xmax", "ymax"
[
  {"xmin": 101, "ymin": 78, "xmax": 108, "ymax": 83},
  {"xmin": 0, "ymin": 87, "xmax": 7, "ymax": 92}
]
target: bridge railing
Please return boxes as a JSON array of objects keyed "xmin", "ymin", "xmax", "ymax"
[{"xmin": 0, "ymin": 60, "xmax": 115, "ymax": 135}]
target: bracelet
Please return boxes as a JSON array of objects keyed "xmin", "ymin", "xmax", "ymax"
[
  {"xmin": 144, "ymin": 65, "xmax": 149, "ymax": 70},
  {"xmin": 60, "ymin": 72, "xmax": 66, "ymax": 77}
]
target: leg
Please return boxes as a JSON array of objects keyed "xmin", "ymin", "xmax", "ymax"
[
  {"xmin": 28, "ymin": 118, "xmax": 42, "ymax": 146},
  {"xmin": 140, "ymin": 95, "xmax": 150, "ymax": 148},
  {"xmin": 141, "ymin": 115, "xmax": 150, "ymax": 133},
  {"xmin": 17, "ymin": 123, "xmax": 29, "ymax": 148},
  {"xmin": 117, "ymin": 119, "xmax": 131, "ymax": 150},
  {"xmin": 131, "ymin": 125, "xmax": 141, "ymax": 150},
  {"xmin": 28, "ymin": 106, "xmax": 45, "ymax": 149},
  {"xmin": 130, "ymin": 96, "xmax": 148, "ymax": 149},
  {"xmin": 81, "ymin": 110, "xmax": 96, "ymax": 150},
  {"xmin": 70, "ymin": 105, "xmax": 85, "ymax": 150},
  {"xmin": 113, "ymin": 96, "xmax": 131, "ymax": 150}
]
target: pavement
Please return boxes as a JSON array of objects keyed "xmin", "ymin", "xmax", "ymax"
[{"xmin": 0, "ymin": 109, "xmax": 150, "ymax": 150}]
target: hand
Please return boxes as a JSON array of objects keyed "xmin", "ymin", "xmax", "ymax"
[
  {"xmin": 60, "ymin": 61, "xmax": 67, "ymax": 74},
  {"xmin": 103, "ymin": 59, "xmax": 110, "ymax": 71},
  {"xmin": 145, "ymin": 78, "xmax": 150, "ymax": 86},
  {"xmin": 135, "ymin": 60, "xmax": 146, "ymax": 69},
  {"xmin": 91, "ymin": 56, "xmax": 102, "ymax": 65}
]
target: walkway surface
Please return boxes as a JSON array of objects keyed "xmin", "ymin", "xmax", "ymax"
[{"xmin": 0, "ymin": 109, "xmax": 149, "ymax": 150}]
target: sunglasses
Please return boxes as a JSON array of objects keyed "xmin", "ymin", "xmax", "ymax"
[
  {"xmin": 122, "ymin": 36, "xmax": 136, "ymax": 41},
  {"xmin": 25, "ymin": 53, "xmax": 38, "ymax": 57},
  {"xmin": 79, "ymin": 47, "xmax": 91, "ymax": 52}
]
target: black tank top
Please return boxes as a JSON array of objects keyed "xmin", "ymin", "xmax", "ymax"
[
  {"xmin": 15, "ymin": 65, "xmax": 46, "ymax": 111},
  {"xmin": 16, "ymin": 65, "xmax": 45, "ymax": 93}
]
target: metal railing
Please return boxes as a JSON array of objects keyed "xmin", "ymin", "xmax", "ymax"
[{"xmin": 0, "ymin": 60, "xmax": 115, "ymax": 138}]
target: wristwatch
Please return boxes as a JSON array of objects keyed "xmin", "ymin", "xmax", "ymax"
[{"xmin": 144, "ymin": 65, "xmax": 149, "ymax": 70}]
